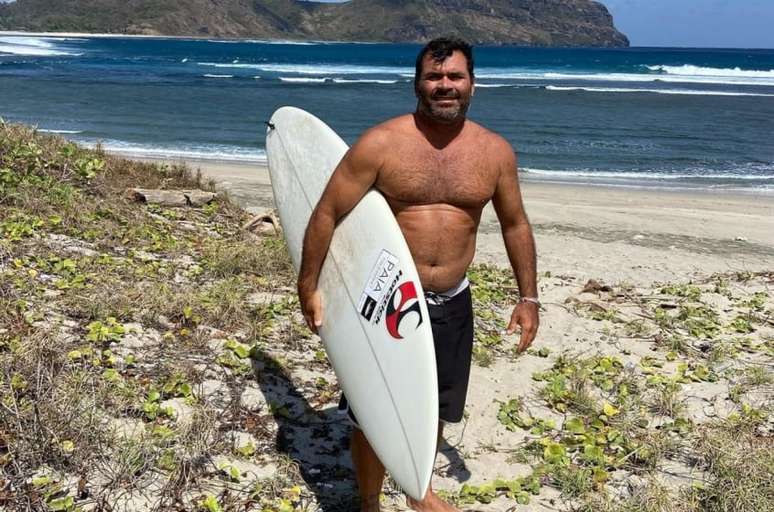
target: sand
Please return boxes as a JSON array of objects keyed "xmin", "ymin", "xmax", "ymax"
[{"xmin": 178, "ymin": 158, "xmax": 774, "ymax": 286}]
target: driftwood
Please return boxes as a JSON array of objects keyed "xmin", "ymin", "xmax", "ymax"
[
  {"xmin": 243, "ymin": 209, "xmax": 281, "ymax": 236},
  {"xmin": 128, "ymin": 188, "xmax": 217, "ymax": 207}
]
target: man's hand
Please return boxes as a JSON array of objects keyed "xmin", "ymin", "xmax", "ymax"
[
  {"xmin": 299, "ymin": 288, "xmax": 323, "ymax": 333},
  {"xmin": 507, "ymin": 302, "xmax": 539, "ymax": 353}
]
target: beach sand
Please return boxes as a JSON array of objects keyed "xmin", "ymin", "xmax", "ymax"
[
  {"xmin": 177, "ymin": 158, "xmax": 774, "ymax": 286},
  {"xmin": 154, "ymin": 157, "xmax": 774, "ymax": 510}
]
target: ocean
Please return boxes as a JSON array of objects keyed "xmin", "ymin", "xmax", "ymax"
[{"xmin": 1, "ymin": 34, "xmax": 773, "ymax": 192}]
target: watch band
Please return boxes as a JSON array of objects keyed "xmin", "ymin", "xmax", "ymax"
[{"xmin": 518, "ymin": 297, "xmax": 541, "ymax": 307}]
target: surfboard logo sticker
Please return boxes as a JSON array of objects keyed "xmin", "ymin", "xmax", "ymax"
[
  {"xmin": 385, "ymin": 281, "xmax": 424, "ymax": 339},
  {"xmin": 358, "ymin": 250, "xmax": 400, "ymax": 323}
]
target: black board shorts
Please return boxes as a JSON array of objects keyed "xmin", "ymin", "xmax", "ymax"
[{"xmin": 338, "ymin": 286, "xmax": 474, "ymax": 426}]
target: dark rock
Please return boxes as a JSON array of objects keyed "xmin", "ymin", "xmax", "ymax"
[{"xmin": 582, "ymin": 279, "xmax": 612, "ymax": 293}]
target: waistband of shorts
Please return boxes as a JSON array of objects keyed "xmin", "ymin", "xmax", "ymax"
[{"xmin": 424, "ymin": 276, "xmax": 469, "ymax": 305}]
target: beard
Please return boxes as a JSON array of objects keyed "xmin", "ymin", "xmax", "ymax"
[{"xmin": 416, "ymin": 90, "xmax": 471, "ymax": 124}]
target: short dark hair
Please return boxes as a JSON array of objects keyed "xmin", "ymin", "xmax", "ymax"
[{"xmin": 414, "ymin": 37, "xmax": 474, "ymax": 88}]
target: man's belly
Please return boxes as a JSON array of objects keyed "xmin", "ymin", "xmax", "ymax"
[{"xmin": 393, "ymin": 204, "xmax": 480, "ymax": 292}]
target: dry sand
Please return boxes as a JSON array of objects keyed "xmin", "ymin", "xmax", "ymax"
[
  {"xmin": 158, "ymin": 157, "xmax": 774, "ymax": 511},
  {"xmin": 178, "ymin": 158, "xmax": 774, "ymax": 286}
]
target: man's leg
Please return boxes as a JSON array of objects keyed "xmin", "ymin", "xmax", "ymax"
[
  {"xmin": 405, "ymin": 423, "xmax": 460, "ymax": 512},
  {"xmin": 352, "ymin": 427, "xmax": 385, "ymax": 512}
]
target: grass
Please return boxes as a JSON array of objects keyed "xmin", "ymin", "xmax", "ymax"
[
  {"xmin": 692, "ymin": 426, "xmax": 773, "ymax": 511},
  {"xmin": 505, "ymin": 270, "xmax": 773, "ymax": 509},
  {"xmin": 0, "ymin": 122, "xmax": 312, "ymax": 510}
]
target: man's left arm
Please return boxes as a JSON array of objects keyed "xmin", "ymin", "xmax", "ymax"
[{"xmin": 491, "ymin": 144, "xmax": 539, "ymax": 353}]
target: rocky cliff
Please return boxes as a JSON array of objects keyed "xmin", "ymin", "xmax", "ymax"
[{"xmin": 0, "ymin": 0, "xmax": 628, "ymax": 47}]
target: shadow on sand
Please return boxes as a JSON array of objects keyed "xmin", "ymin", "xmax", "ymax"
[{"xmin": 252, "ymin": 349, "xmax": 471, "ymax": 510}]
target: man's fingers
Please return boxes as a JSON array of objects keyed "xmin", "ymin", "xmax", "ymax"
[
  {"xmin": 518, "ymin": 326, "xmax": 538, "ymax": 352},
  {"xmin": 305, "ymin": 314, "xmax": 318, "ymax": 333},
  {"xmin": 313, "ymin": 299, "xmax": 323, "ymax": 328},
  {"xmin": 506, "ymin": 317, "xmax": 518, "ymax": 335},
  {"xmin": 300, "ymin": 291, "xmax": 323, "ymax": 333},
  {"xmin": 506, "ymin": 306, "xmax": 521, "ymax": 335},
  {"xmin": 517, "ymin": 326, "xmax": 530, "ymax": 352}
]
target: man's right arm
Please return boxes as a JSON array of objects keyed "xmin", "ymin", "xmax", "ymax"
[{"xmin": 297, "ymin": 129, "xmax": 385, "ymax": 332}]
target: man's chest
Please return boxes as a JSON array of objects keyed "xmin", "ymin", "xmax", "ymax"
[{"xmin": 375, "ymin": 147, "xmax": 498, "ymax": 208}]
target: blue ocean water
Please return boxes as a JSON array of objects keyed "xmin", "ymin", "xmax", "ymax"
[{"xmin": 1, "ymin": 34, "xmax": 774, "ymax": 192}]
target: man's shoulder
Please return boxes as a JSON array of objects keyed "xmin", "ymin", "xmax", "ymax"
[
  {"xmin": 367, "ymin": 114, "xmax": 414, "ymax": 138},
  {"xmin": 466, "ymin": 121, "xmax": 514, "ymax": 157},
  {"xmin": 355, "ymin": 114, "xmax": 411, "ymax": 148}
]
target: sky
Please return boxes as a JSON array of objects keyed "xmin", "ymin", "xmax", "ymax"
[
  {"xmin": 1, "ymin": 0, "xmax": 772, "ymax": 48},
  {"xmin": 598, "ymin": 0, "xmax": 773, "ymax": 48}
]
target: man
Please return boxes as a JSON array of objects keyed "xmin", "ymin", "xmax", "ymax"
[{"xmin": 297, "ymin": 38, "xmax": 539, "ymax": 512}]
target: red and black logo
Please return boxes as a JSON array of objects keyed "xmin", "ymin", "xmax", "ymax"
[{"xmin": 385, "ymin": 281, "xmax": 423, "ymax": 339}]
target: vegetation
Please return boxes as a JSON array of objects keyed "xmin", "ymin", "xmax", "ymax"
[
  {"xmin": 0, "ymin": 0, "xmax": 629, "ymax": 46},
  {"xmin": 1, "ymin": 121, "xmax": 771, "ymax": 510},
  {"xmin": 0, "ymin": 121, "xmax": 326, "ymax": 511},
  {"xmin": 456, "ymin": 269, "xmax": 773, "ymax": 511}
]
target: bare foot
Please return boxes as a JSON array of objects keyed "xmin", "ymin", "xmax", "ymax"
[{"xmin": 406, "ymin": 490, "xmax": 460, "ymax": 512}]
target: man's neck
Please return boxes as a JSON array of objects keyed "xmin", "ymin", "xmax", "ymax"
[{"xmin": 413, "ymin": 111, "xmax": 465, "ymax": 149}]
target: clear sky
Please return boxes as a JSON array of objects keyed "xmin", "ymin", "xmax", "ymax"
[{"xmin": 600, "ymin": 0, "xmax": 774, "ymax": 48}]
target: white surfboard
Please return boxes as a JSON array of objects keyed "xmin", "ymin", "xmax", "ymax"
[{"xmin": 266, "ymin": 106, "xmax": 438, "ymax": 500}]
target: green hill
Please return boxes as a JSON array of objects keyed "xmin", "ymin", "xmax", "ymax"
[{"xmin": 0, "ymin": 0, "xmax": 629, "ymax": 46}]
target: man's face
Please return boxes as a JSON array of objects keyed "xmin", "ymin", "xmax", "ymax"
[{"xmin": 415, "ymin": 50, "xmax": 474, "ymax": 124}]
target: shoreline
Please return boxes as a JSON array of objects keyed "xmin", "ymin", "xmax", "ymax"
[
  {"xmin": 141, "ymin": 155, "xmax": 774, "ymax": 286},
  {"xmin": 139, "ymin": 154, "xmax": 774, "ymax": 199}
]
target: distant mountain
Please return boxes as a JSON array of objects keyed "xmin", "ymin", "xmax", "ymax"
[{"xmin": 0, "ymin": 0, "xmax": 629, "ymax": 47}]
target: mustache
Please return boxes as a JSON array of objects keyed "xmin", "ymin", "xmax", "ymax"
[{"xmin": 431, "ymin": 91, "xmax": 460, "ymax": 99}]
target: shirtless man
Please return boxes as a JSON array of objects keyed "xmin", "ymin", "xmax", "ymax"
[{"xmin": 297, "ymin": 38, "xmax": 539, "ymax": 512}]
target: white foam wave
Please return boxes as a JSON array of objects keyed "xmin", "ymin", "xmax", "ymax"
[
  {"xmin": 279, "ymin": 76, "xmax": 328, "ymax": 83},
  {"xmin": 545, "ymin": 86, "xmax": 774, "ymax": 97},
  {"xmin": 647, "ymin": 64, "xmax": 774, "ymax": 78},
  {"xmin": 332, "ymin": 78, "xmax": 397, "ymax": 84},
  {"xmin": 548, "ymin": 71, "xmax": 774, "ymax": 86},
  {"xmin": 207, "ymin": 39, "xmax": 318, "ymax": 45},
  {"xmin": 38, "ymin": 129, "xmax": 83, "ymax": 134},
  {"xmin": 82, "ymin": 139, "xmax": 267, "ymax": 164},
  {"xmin": 0, "ymin": 36, "xmax": 53, "ymax": 48},
  {"xmin": 48, "ymin": 37, "xmax": 89, "ymax": 42},
  {"xmin": 0, "ymin": 44, "xmax": 81, "ymax": 56},
  {"xmin": 198, "ymin": 61, "xmax": 410, "ymax": 75},
  {"xmin": 203, "ymin": 74, "xmax": 234, "ymax": 78},
  {"xmin": 0, "ymin": 36, "xmax": 82, "ymax": 56},
  {"xmin": 475, "ymin": 83, "xmax": 514, "ymax": 88},
  {"xmin": 472, "ymin": 66, "xmax": 774, "ymax": 87},
  {"xmin": 263, "ymin": 40, "xmax": 319, "ymax": 46},
  {"xmin": 522, "ymin": 167, "xmax": 774, "ymax": 181}
]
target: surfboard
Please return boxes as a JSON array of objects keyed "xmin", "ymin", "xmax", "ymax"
[{"xmin": 265, "ymin": 106, "xmax": 438, "ymax": 500}]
